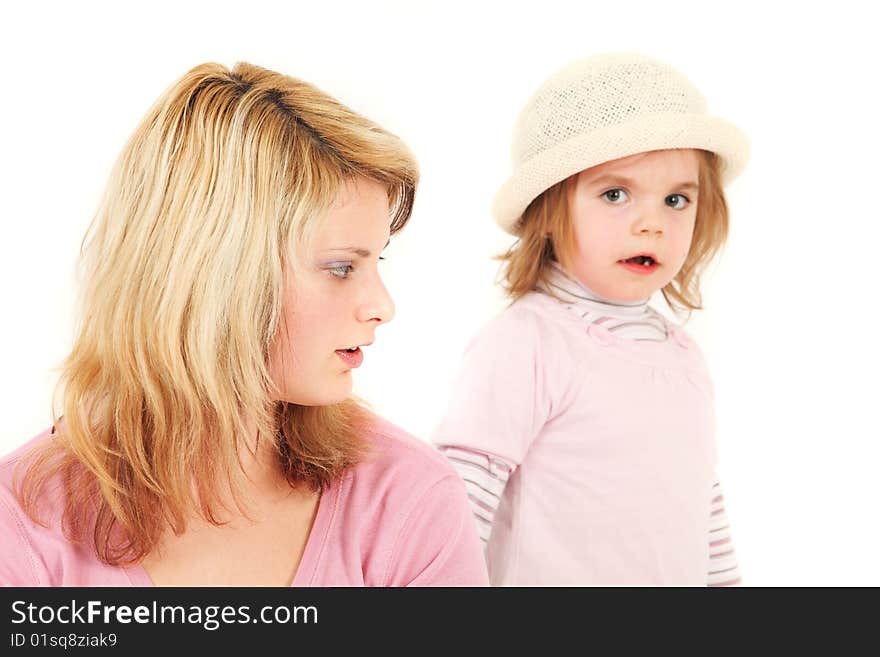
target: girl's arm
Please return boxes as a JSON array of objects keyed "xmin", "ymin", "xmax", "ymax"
[
  {"xmin": 708, "ymin": 478, "xmax": 742, "ymax": 586},
  {"xmin": 436, "ymin": 445, "xmax": 514, "ymax": 549},
  {"xmin": 432, "ymin": 307, "xmax": 552, "ymax": 556},
  {"xmin": 440, "ymin": 451, "xmax": 744, "ymax": 588}
]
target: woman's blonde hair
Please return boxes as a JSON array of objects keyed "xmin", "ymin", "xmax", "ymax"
[
  {"xmin": 497, "ymin": 149, "xmax": 728, "ymax": 312},
  {"xmin": 15, "ymin": 62, "xmax": 418, "ymax": 566}
]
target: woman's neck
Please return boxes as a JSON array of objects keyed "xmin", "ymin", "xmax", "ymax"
[{"xmin": 233, "ymin": 416, "xmax": 296, "ymax": 504}]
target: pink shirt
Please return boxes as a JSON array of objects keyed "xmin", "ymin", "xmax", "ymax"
[
  {"xmin": 434, "ymin": 291, "xmax": 718, "ymax": 585},
  {"xmin": 0, "ymin": 416, "xmax": 489, "ymax": 587}
]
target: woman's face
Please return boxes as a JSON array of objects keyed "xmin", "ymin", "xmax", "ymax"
[
  {"xmin": 269, "ymin": 177, "xmax": 395, "ymax": 406},
  {"xmin": 563, "ymin": 149, "xmax": 700, "ymax": 302}
]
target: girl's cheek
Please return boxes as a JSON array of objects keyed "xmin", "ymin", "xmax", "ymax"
[{"xmin": 589, "ymin": 232, "xmax": 619, "ymax": 260}]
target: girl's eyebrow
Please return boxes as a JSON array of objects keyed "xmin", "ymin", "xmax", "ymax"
[
  {"xmin": 586, "ymin": 173, "xmax": 699, "ymax": 192},
  {"xmin": 324, "ymin": 239, "xmax": 391, "ymax": 258}
]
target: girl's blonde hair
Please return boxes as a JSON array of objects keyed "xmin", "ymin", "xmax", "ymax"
[
  {"xmin": 15, "ymin": 62, "xmax": 418, "ymax": 566},
  {"xmin": 497, "ymin": 149, "xmax": 728, "ymax": 312}
]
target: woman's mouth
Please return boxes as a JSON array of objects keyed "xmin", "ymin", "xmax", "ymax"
[
  {"xmin": 618, "ymin": 254, "xmax": 660, "ymax": 274},
  {"xmin": 335, "ymin": 346, "xmax": 364, "ymax": 369}
]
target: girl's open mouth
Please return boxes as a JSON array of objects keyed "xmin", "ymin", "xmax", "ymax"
[{"xmin": 618, "ymin": 254, "xmax": 660, "ymax": 274}]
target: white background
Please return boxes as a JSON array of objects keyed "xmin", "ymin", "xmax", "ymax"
[{"xmin": 2, "ymin": 0, "xmax": 878, "ymax": 585}]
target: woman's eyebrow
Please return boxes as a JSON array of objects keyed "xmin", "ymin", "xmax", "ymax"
[
  {"xmin": 325, "ymin": 239, "xmax": 391, "ymax": 258},
  {"xmin": 587, "ymin": 173, "xmax": 699, "ymax": 191},
  {"xmin": 330, "ymin": 247, "xmax": 372, "ymax": 257}
]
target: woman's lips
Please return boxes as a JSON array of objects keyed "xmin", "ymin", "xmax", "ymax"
[
  {"xmin": 618, "ymin": 260, "xmax": 660, "ymax": 275},
  {"xmin": 335, "ymin": 347, "xmax": 363, "ymax": 368}
]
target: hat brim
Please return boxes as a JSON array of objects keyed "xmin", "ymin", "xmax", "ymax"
[{"xmin": 492, "ymin": 112, "xmax": 750, "ymax": 235}]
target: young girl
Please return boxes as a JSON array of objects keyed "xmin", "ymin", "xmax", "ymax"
[
  {"xmin": 433, "ymin": 53, "xmax": 747, "ymax": 586},
  {"xmin": 0, "ymin": 62, "xmax": 487, "ymax": 586}
]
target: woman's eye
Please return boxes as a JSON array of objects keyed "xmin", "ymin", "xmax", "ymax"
[
  {"xmin": 666, "ymin": 193, "xmax": 690, "ymax": 210},
  {"xmin": 328, "ymin": 264, "xmax": 355, "ymax": 279},
  {"xmin": 602, "ymin": 188, "xmax": 629, "ymax": 204}
]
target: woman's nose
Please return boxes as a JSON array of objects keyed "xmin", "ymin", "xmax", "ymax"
[{"xmin": 357, "ymin": 275, "xmax": 396, "ymax": 324}]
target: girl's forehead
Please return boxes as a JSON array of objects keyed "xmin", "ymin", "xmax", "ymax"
[{"xmin": 579, "ymin": 149, "xmax": 699, "ymax": 180}]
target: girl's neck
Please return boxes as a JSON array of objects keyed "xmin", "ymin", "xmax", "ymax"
[
  {"xmin": 538, "ymin": 262, "xmax": 668, "ymax": 341},
  {"xmin": 546, "ymin": 261, "xmax": 651, "ymax": 315}
]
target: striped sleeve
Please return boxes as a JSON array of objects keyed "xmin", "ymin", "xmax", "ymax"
[
  {"xmin": 441, "ymin": 447, "xmax": 742, "ymax": 585},
  {"xmin": 436, "ymin": 445, "xmax": 514, "ymax": 549},
  {"xmin": 707, "ymin": 479, "xmax": 742, "ymax": 586}
]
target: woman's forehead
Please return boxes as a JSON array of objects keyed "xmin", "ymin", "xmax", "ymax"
[{"xmin": 313, "ymin": 179, "xmax": 391, "ymax": 245}]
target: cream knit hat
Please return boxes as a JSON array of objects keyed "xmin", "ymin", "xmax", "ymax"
[{"xmin": 493, "ymin": 52, "xmax": 750, "ymax": 235}]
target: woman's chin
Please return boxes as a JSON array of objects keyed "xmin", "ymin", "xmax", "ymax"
[{"xmin": 279, "ymin": 379, "xmax": 353, "ymax": 407}]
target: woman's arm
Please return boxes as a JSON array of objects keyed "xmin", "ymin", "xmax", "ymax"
[
  {"xmin": 0, "ymin": 486, "xmax": 43, "ymax": 586},
  {"xmin": 383, "ymin": 474, "xmax": 489, "ymax": 586}
]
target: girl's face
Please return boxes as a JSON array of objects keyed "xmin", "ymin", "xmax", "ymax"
[
  {"xmin": 269, "ymin": 177, "xmax": 395, "ymax": 406},
  {"xmin": 563, "ymin": 149, "xmax": 700, "ymax": 302}
]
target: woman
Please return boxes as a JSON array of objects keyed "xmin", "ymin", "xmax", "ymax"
[{"xmin": 0, "ymin": 62, "xmax": 488, "ymax": 586}]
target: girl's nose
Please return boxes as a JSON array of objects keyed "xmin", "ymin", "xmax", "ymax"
[{"xmin": 633, "ymin": 206, "xmax": 665, "ymax": 235}]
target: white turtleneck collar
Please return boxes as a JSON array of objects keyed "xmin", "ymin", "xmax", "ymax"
[{"xmin": 536, "ymin": 261, "xmax": 669, "ymax": 341}]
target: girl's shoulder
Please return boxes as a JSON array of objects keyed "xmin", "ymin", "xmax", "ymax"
[
  {"xmin": 651, "ymin": 310, "xmax": 710, "ymax": 356},
  {"xmin": 507, "ymin": 290, "xmax": 570, "ymax": 319},
  {"xmin": 477, "ymin": 291, "xmax": 581, "ymax": 347}
]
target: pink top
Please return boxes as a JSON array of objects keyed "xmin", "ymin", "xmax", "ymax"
[
  {"xmin": 0, "ymin": 416, "xmax": 489, "ymax": 587},
  {"xmin": 433, "ymin": 291, "xmax": 718, "ymax": 585}
]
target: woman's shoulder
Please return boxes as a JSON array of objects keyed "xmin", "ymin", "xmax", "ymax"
[
  {"xmin": 325, "ymin": 413, "xmax": 486, "ymax": 586},
  {"xmin": 340, "ymin": 412, "xmax": 472, "ymax": 518},
  {"xmin": 0, "ymin": 427, "xmax": 63, "ymax": 586},
  {"xmin": 0, "ymin": 428, "xmax": 68, "ymax": 524},
  {"xmin": 0, "ymin": 427, "xmax": 55, "ymax": 499},
  {"xmin": 354, "ymin": 413, "xmax": 457, "ymax": 489}
]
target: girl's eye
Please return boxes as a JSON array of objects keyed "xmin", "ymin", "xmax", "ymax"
[
  {"xmin": 602, "ymin": 188, "xmax": 629, "ymax": 204},
  {"xmin": 328, "ymin": 263, "xmax": 355, "ymax": 279},
  {"xmin": 666, "ymin": 193, "xmax": 690, "ymax": 210}
]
